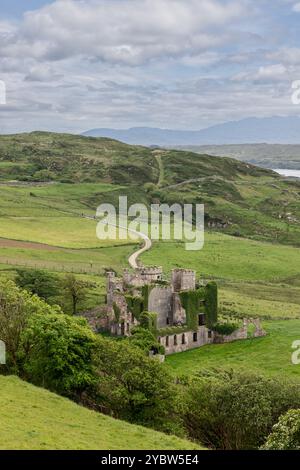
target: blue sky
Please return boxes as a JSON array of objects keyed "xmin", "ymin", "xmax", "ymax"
[
  {"xmin": 1, "ymin": 1, "xmax": 52, "ymax": 18},
  {"xmin": 1, "ymin": 0, "xmax": 300, "ymax": 133}
]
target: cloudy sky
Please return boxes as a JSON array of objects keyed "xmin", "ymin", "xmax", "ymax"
[{"xmin": 1, "ymin": 0, "xmax": 300, "ymax": 133}]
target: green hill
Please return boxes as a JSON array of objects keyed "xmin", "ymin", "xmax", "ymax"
[
  {"xmin": 0, "ymin": 376, "xmax": 200, "ymax": 450},
  {"xmin": 1, "ymin": 131, "xmax": 300, "ymax": 245}
]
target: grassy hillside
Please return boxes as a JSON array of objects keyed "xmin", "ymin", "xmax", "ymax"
[
  {"xmin": 0, "ymin": 132, "xmax": 159, "ymax": 185},
  {"xmin": 1, "ymin": 132, "xmax": 300, "ymax": 245},
  {"xmin": 166, "ymin": 320, "xmax": 300, "ymax": 380},
  {"xmin": 0, "ymin": 376, "xmax": 201, "ymax": 450},
  {"xmin": 172, "ymin": 144, "xmax": 300, "ymax": 170}
]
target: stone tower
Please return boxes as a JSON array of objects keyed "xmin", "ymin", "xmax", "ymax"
[{"xmin": 171, "ymin": 268, "xmax": 196, "ymax": 292}]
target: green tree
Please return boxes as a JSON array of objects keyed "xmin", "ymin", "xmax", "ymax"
[
  {"xmin": 15, "ymin": 269, "xmax": 59, "ymax": 303},
  {"xmin": 21, "ymin": 312, "xmax": 96, "ymax": 397},
  {"xmin": 62, "ymin": 274, "xmax": 93, "ymax": 315},
  {"xmin": 0, "ymin": 280, "xmax": 62, "ymax": 370},
  {"xmin": 92, "ymin": 337, "xmax": 183, "ymax": 436},
  {"xmin": 184, "ymin": 368, "xmax": 300, "ymax": 450},
  {"xmin": 262, "ymin": 409, "xmax": 300, "ymax": 450}
]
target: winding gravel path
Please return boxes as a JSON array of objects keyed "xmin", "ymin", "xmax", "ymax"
[{"xmin": 84, "ymin": 214, "xmax": 152, "ymax": 269}]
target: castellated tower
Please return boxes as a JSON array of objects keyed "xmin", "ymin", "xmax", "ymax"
[
  {"xmin": 137, "ymin": 266, "xmax": 163, "ymax": 283},
  {"xmin": 171, "ymin": 268, "xmax": 196, "ymax": 292}
]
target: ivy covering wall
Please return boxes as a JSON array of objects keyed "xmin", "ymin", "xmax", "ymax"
[
  {"xmin": 204, "ymin": 282, "xmax": 218, "ymax": 328},
  {"xmin": 125, "ymin": 280, "xmax": 218, "ymax": 334},
  {"xmin": 139, "ymin": 311, "xmax": 158, "ymax": 333},
  {"xmin": 125, "ymin": 295, "xmax": 144, "ymax": 320},
  {"xmin": 113, "ymin": 302, "xmax": 121, "ymax": 322},
  {"xmin": 179, "ymin": 287, "xmax": 206, "ymax": 330},
  {"xmin": 179, "ymin": 282, "xmax": 218, "ymax": 330}
]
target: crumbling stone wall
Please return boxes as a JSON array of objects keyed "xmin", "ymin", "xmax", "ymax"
[
  {"xmin": 148, "ymin": 286, "xmax": 173, "ymax": 328},
  {"xmin": 123, "ymin": 266, "xmax": 163, "ymax": 287},
  {"xmin": 213, "ymin": 318, "xmax": 266, "ymax": 344},
  {"xmin": 159, "ymin": 326, "xmax": 214, "ymax": 355}
]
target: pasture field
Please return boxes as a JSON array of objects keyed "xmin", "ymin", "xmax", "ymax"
[
  {"xmin": 0, "ymin": 376, "xmax": 201, "ymax": 450},
  {"xmin": 166, "ymin": 320, "xmax": 300, "ymax": 379},
  {"xmin": 142, "ymin": 233, "xmax": 300, "ymax": 282}
]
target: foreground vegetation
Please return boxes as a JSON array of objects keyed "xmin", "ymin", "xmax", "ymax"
[
  {"xmin": 1, "ymin": 280, "xmax": 299, "ymax": 450},
  {"xmin": 0, "ymin": 376, "xmax": 199, "ymax": 450}
]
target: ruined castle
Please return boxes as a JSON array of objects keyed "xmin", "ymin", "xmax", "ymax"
[
  {"xmin": 106, "ymin": 266, "xmax": 218, "ymax": 354},
  {"xmin": 104, "ymin": 266, "xmax": 266, "ymax": 355}
]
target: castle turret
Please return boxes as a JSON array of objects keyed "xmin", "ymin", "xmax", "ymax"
[
  {"xmin": 171, "ymin": 268, "xmax": 196, "ymax": 292},
  {"xmin": 137, "ymin": 266, "xmax": 163, "ymax": 283}
]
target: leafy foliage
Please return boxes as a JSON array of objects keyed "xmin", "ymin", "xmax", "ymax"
[
  {"xmin": 0, "ymin": 280, "xmax": 62, "ymax": 370},
  {"xmin": 262, "ymin": 409, "xmax": 300, "ymax": 450},
  {"xmin": 204, "ymin": 282, "xmax": 218, "ymax": 328},
  {"xmin": 179, "ymin": 283, "xmax": 218, "ymax": 330},
  {"xmin": 21, "ymin": 313, "xmax": 96, "ymax": 397},
  {"xmin": 92, "ymin": 337, "xmax": 183, "ymax": 435},
  {"xmin": 212, "ymin": 321, "xmax": 239, "ymax": 335},
  {"xmin": 184, "ymin": 368, "xmax": 300, "ymax": 450},
  {"xmin": 63, "ymin": 274, "xmax": 95, "ymax": 315},
  {"xmin": 128, "ymin": 326, "xmax": 164, "ymax": 354},
  {"xmin": 15, "ymin": 269, "xmax": 59, "ymax": 303}
]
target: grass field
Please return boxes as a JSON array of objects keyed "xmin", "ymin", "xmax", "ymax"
[
  {"xmin": 166, "ymin": 320, "xmax": 300, "ymax": 379},
  {"xmin": 142, "ymin": 233, "xmax": 300, "ymax": 282},
  {"xmin": 0, "ymin": 376, "xmax": 201, "ymax": 450},
  {"xmin": 219, "ymin": 285, "xmax": 300, "ymax": 320}
]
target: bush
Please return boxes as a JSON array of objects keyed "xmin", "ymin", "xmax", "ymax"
[
  {"xmin": 262, "ymin": 409, "xmax": 300, "ymax": 450},
  {"xmin": 92, "ymin": 337, "xmax": 183, "ymax": 436},
  {"xmin": 21, "ymin": 313, "xmax": 96, "ymax": 397},
  {"xmin": 15, "ymin": 269, "xmax": 59, "ymax": 303},
  {"xmin": 184, "ymin": 368, "xmax": 300, "ymax": 449},
  {"xmin": 213, "ymin": 322, "xmax": 239, "ymax": 335},
  {"xmin": 0, "ymin": 280, "xmax": 62, "ymax": 371},
  {"xmin": 128, "ymin": 326, "xmax": 165, "ymax": 354}
]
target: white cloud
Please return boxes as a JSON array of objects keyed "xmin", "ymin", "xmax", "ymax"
[
  {"xmin": 232, "ymin": 64, "xmax": 288, "ymax": 83},
  {"xmin": 0, "ymin": 0, "xmax": 248, "ymax": 65},
  {"xmin": 293, "ymin": 2, "xmax": 300, "ymax": 12},
  {"xmin": 0, "ymin": 0, "xmax": 299, "ymax": 134}
]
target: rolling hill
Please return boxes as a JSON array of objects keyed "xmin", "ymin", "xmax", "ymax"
[
  {"xmin": 1, "ymin": 131, "xmax": 300, "ymax": 247},
  {"xmin": 82, "ymin": 116, "xmax": 300, "ymax": 145},
  {"xmin": 172, "ymin": 144, "xmax": 300, "ymax": 170},
  {"xmin": 0, "ymin": 376, "xmax": 200, "ymax": 450}
]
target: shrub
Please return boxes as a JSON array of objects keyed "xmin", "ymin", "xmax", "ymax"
[
  {"xmin": 15, "ymin": 269, "xmax": 60, "ymax": 303},
  {"xmin": 262, "ymin": 409, "xmax": 300, "ymax": 450},
  {"xmin": 92, "ymin": 337, "xmax": 183, "ymax": 436},
  {"xmin": 213, "ymin": 322, "xmax": 239, "ymax": 335},
  {"xmin": 21, "ymin": 313, "xmax": 96, "ymax": 397},
  {"xmin": 184, "ymin": 368, "xmax": 300, "ymax": 449},
  {"xmin": 0, "ymin": 280, "xmax": 62, "ymax": 371},
  {"xmin": 128, "ymin": 326, "xmax": 165, "ymax": 354}
]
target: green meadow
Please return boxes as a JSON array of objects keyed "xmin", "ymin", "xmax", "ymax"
[
  {"xmin": 0, "ymin": 376, "xmax": 201, "ymax": 450},
  {"xmin": 166, "ymin": 320, "xmax": 300, "ymax": 380}
]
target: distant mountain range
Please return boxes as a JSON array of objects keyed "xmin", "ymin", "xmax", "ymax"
[{"xmin": 82, "ymin": 116, "xmax": 300, "ymax": 146}]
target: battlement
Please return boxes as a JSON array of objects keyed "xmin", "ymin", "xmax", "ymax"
[
  {"xmin": 137, "ymin": 266, "xmax": 163, "ymax": 276},
  {"xmin": 171, "ymin": 268, "xmax": 196, "ymax": 292}
]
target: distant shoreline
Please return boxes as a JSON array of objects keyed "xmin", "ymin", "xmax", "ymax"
[{"xmin": 273, "ymin": 169, "xmax": 300, "ymax": 178}]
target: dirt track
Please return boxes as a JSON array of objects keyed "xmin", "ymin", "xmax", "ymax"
[{"xmin": 0, "ymin": 238, "xmax": 60, "ymax": 251}]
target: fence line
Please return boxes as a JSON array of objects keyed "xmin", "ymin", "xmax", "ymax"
[{"xmin": 0, "ymin": 258, "xmax": 105, "ymax": 275}]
